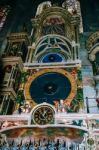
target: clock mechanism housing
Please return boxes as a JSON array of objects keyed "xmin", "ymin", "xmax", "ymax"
[{"xmin": 31, "ymin": 103, "xmax": 55, "ymax": 125}]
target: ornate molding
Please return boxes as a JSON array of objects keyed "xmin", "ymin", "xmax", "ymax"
[
  {"xmin": 2, "ymin": 57, "xmax": 23, "ymax": 71},
  {"xmin": 31, "ymin": 6, "xmax": 80, "ymax": 41},
  {"xmin": 89, "ymin": 47, "xmax": 99, "ymax": 62},
  {"xmin": 7, "ymin": 32, "xmax": 30, "ymax": 45},
  {"xmin": 86, "ymin": 31, "xmax": 99, "ymax": 52}
]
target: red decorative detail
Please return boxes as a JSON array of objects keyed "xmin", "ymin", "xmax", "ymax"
[
  {"xmin": 71, "ymin": 68, "xmax": 77, "ymax": 77},
  {"xmin": 45, "ymin": 17, "xmax": 64, "ymax": 25},
  {"xmin": 53, "ymin": 101, "xmax": 59, "ymax": 108}
]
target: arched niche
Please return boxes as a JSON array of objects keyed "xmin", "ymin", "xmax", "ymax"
[
  {"xmin": 31, "ymin": 6, "xmax": 79, "ymax": 41},
  {"xmin": 88, "ymin": 44, "xmax": 99, "ymax": 75},
  {"xmin": 86, "ymin": 31, "xmax": 99, "ymax": 53},
  {"xmin": 42, "ymin": 15, "xmax": 65, "ymax": 36}
]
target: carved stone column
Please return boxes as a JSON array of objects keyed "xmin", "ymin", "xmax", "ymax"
[{"xmin": 94, "ymin": 75, "xmax": 99, "ymax": 99}]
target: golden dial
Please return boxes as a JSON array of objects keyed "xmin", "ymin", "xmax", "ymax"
[{"xmin": 32, "ymin": 104, "xmax": 55, "ymax": 125}]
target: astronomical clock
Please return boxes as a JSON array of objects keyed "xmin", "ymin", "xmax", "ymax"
[
  {"xmin": 15, "ymin": 1, "xmax": 83, "ymax": 123},
  {"xmin": 16, "ymin": 64, "xmax": 83, "ymax": 116},
  {"xmin": 1, "ymin": 2, "xmax": 95, "ymax": 149}
]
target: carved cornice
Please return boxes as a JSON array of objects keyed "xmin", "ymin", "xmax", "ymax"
[
  {"xmin": 2, "ymin": 57, "xmax": 23, "ymax": 71},
  {"xmin": 1, "ymin": 88, "xmax": 17, "ymax": 99},
  {"xmin": 89, "ymin": 47, "xmax": 99, "ymax": 62},
  {"xmin": 7, "ymin": 32, "xmax": 30, "ymax": 45}
]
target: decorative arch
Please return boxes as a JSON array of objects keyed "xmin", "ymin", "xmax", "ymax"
[
  {"xmin": 31, "ymin": 6, "xmax": 73, "ymax": 39},
  {"xmin": 89, "ymin": 46, "xmax": 99, "ymax": 62},
  {"xmin": 37, "ymin": 6, "xmax": 71, "ymax": 27},
  {"xmin": 35, "ymin": 34, "xmax": 72, "ymax": 50},
  {"xmin": 32, "ymin": 34, "xmax": 73, "ymax": 62},
  {"xmin": 86, "ymin": 32, "xmax": 99, "ymax": 75},
  {"xmin": 86, "ymin": 31, "xmax": 99, "ymax": 52}
]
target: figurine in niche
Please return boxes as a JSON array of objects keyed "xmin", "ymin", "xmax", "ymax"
[
  {"xmin": 59, "ymin": 99, "xmax": 67, "ymax": 112},
  {"xmin": 18, "ymin": 105, "xmax": 22, "ymax": 114},
  {"xmin": 22, "ymin": 101, "xmax": 32, "ymax": 113},
  {"xmin": 5, "ymin": 65, "xmax": 12, "ymax": 73},
  {"xmin": 54, "ymin": 100, "xmax": 67, "ymax": 112},
  {"xmin": 3, "ymin": 65, "xmax": 12, "ymax": 85},
  {"xmin": 10, "ymin": 43, "xmax": 18, "ymax": 56}
]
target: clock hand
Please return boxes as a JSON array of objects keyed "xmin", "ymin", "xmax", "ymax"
[
  {"xmin": 39, "ymin": 110, "xmax": 47, "ymax": 120},
  {"xmin": 42, "ymin": 110, "xmax": 48, "ymax": 117},
  {"xmin": 39, "ymin": 110, "xmax": 48, "ymax": 121}
]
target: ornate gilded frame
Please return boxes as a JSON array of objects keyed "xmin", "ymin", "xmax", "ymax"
[{"xmin": 24, "ymin": 68, "xmax": 77, "ymax": 107}]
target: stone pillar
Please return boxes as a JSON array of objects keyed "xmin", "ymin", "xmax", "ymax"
[
  {"xmin": 0, "ymin": 95, "xmax": 6, "ymax": 114},
  {"xmin": 31, "ymin": 18, "xmax": 40, "ymax": 42},
  {"xmin": 72, "ymin": 40, "xmax": 79, "ymax": 60},
  {"xmin": 8, "ymin": 65, "xmax": 15, "ymax": 87},
  {"xmin": 94, "ymin": 75, "xmax": 99, "ymax": 98},
  {"xmin": 94, "ymin": 75, "xmax": 99, "ymax": 108},
  {"xmin": 1, "ymin": 95, "xmax": 9, "ymax": 115},
  {"xmin": 26, "ymin": 47, "xmax": 31, "ymax": 62}
]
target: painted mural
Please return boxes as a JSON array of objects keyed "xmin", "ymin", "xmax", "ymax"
[{"xmin": 1, "ymin": 126, "xmax": 86, "ymax": 144}]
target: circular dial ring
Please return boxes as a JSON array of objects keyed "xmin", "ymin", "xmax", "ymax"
[
  {"xmin": 32, "ymin": 104, "xmax": 55, "ymax": 125},
  {"xmin": 24, "ymin": 68, "xmax": 77, "ymax": 107}
]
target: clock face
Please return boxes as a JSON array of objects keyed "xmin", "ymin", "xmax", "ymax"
[
  {"xmin": 25, "ymin": 69, "xmax": 77, "ymax": 106},
  {"xmin": 40, "ymin": 53, "xmax": 64, "ymax": 63},
  {"xmin": 32, "ymin": 104, "xmax": 55, "ymax": 125}
]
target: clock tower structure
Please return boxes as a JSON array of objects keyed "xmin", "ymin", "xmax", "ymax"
[{"xmin": 0, "ymin": 1, "xmax": 99, "ymax": 149}]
